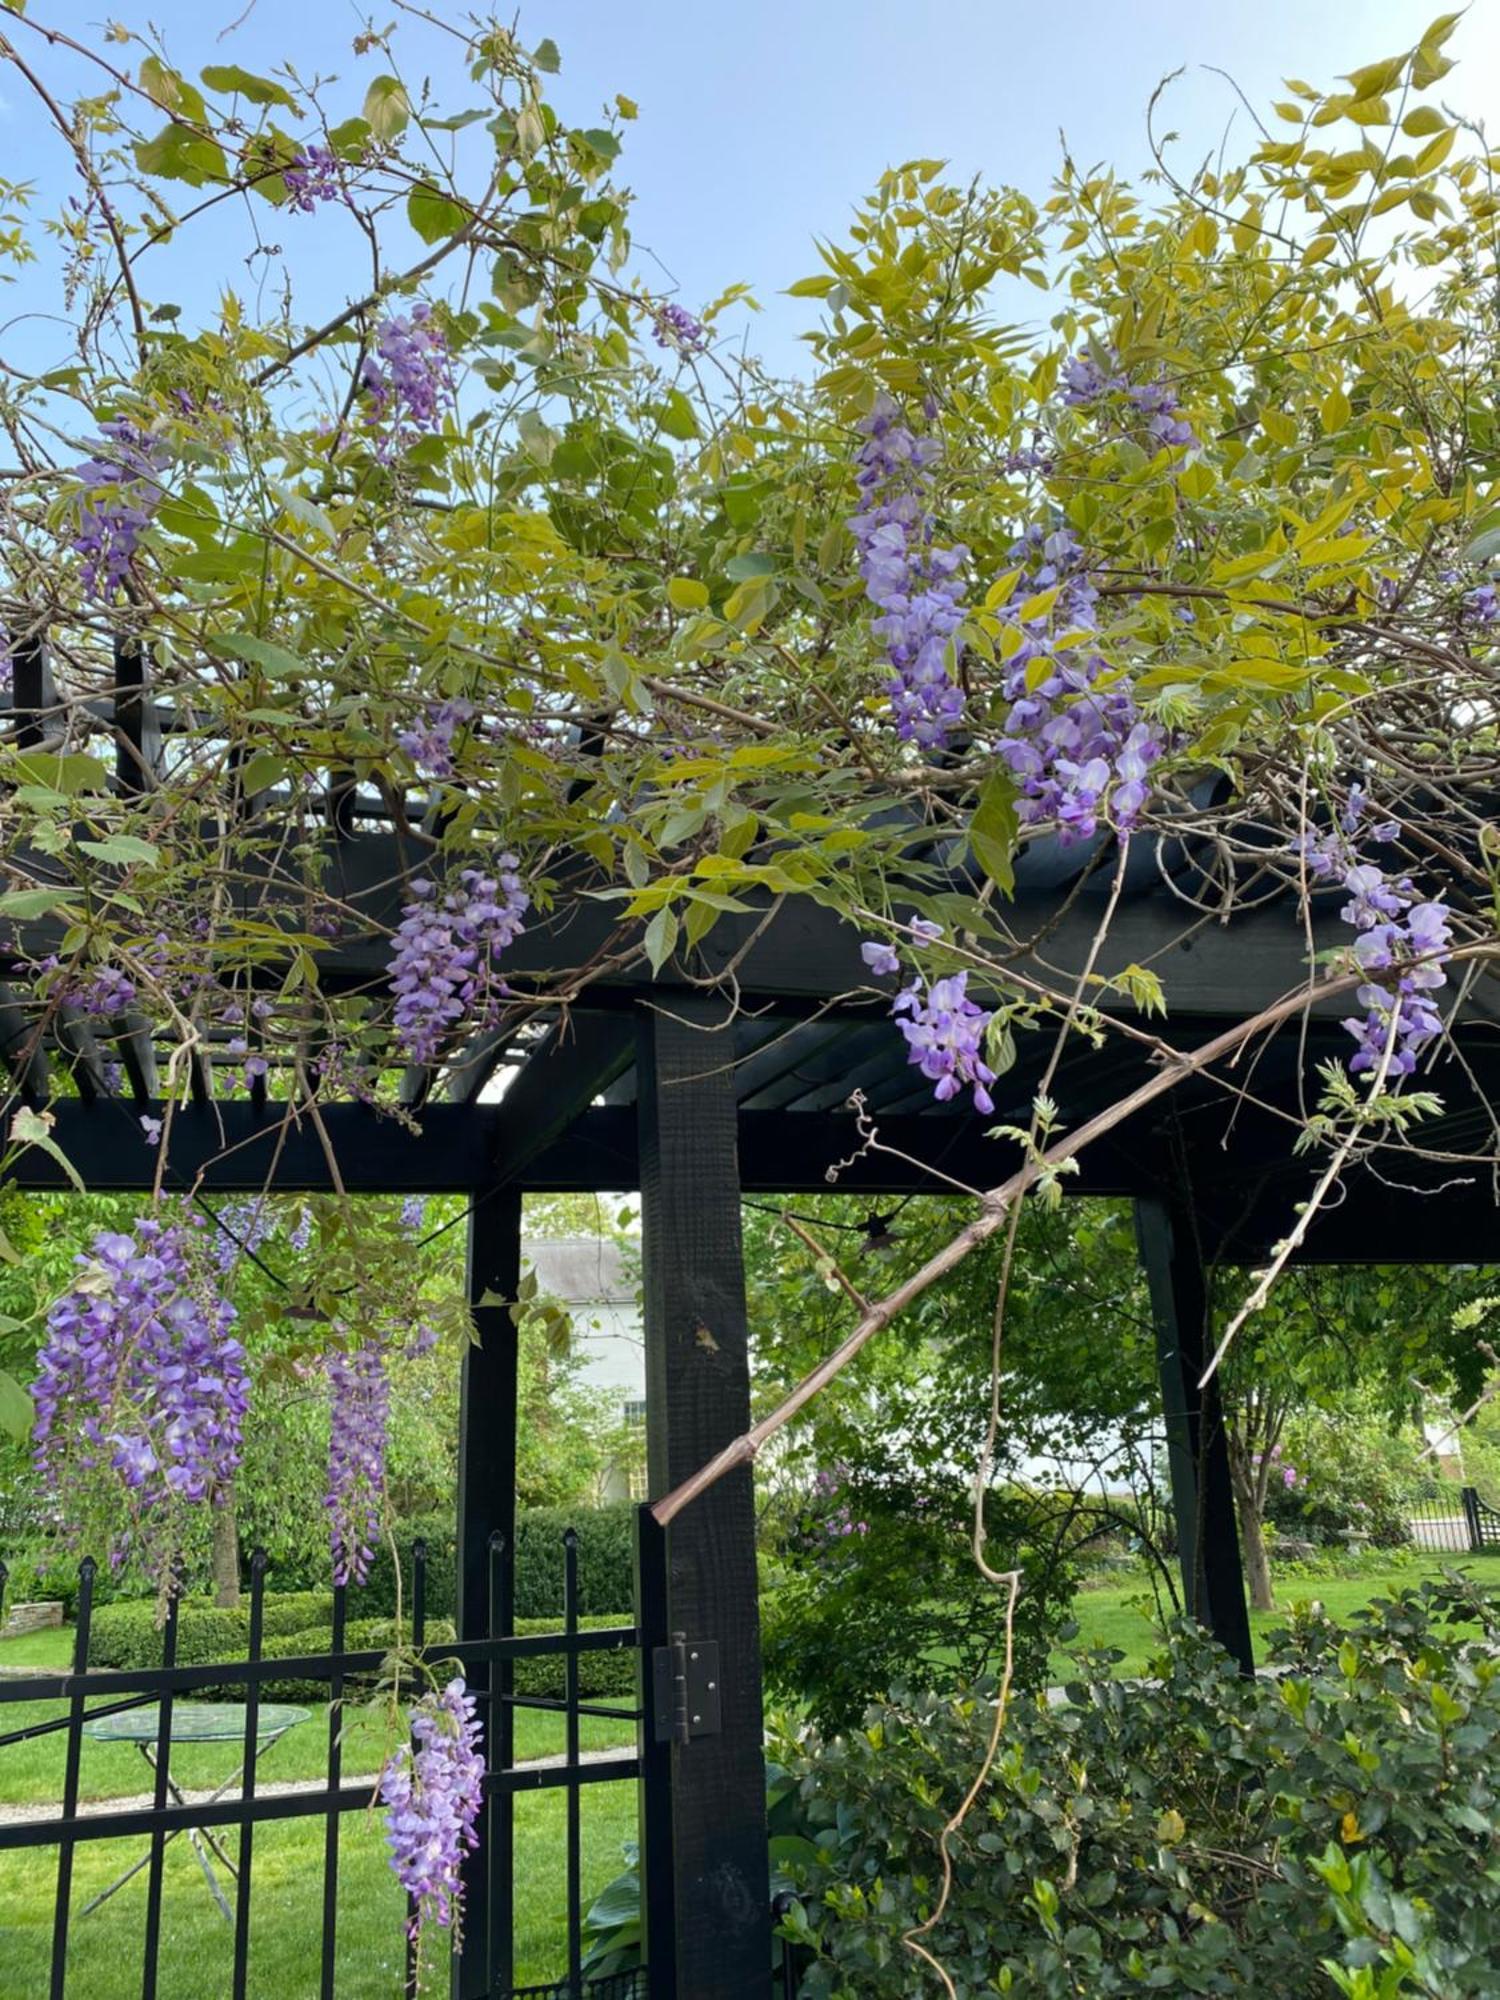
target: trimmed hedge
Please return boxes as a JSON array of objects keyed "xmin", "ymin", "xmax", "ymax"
[
  {"xmin": 255, "ymin": 1618, "xmax": 456, "ymax": 1702},
  {"xmin": 84, "ymin": 1593, "xmax": 635, "ymax": 1704},
  {"xmin": 88, "ymin": 1591, "xmax": 335, "ymax": 1672},
  {"xmin": 359, "ymin": 1506, "xmax": 634, "ymax": 1623}
]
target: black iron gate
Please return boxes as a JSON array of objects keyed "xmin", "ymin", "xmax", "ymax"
[{"xmin": 0, "ymin": 1522, "xmax": 670, "ymax": 1999}]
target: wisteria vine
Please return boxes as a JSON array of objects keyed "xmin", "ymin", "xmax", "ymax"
[
  {"xmin": 31, "ymin": 1216, "xmax": 247, "ymax": 1583},
  {"xmin": 325, "ymin": 1335, "xmax": 390, "ymax": 1587},
  {"xmin": 389, "ymin": 861, "xmax": 530, "ymax": 1065},
  {"xmin": 1298, "ymin": 789, "xmax": 1453, "ymax": 1078},
  {"xmin": 380, "ymin": 1677, "xmax": 485, "ymax": 1942}
]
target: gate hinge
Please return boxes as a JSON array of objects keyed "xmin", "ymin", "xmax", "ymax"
[{"xmin": 652, "ymin": 1632, "xmax": 721, "ymax": 1745}]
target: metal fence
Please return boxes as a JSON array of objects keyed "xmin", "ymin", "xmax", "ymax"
[
  {"xmin": 0, "ymin": 1531, "xmax": 646, "ymax": 1999},
  {"xmin": 1403, "ymin": 1485, "xmax": 1500, "ymax": 1555}
]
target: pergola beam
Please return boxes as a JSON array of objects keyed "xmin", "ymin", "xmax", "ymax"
[{"xmin": 488, "ymin": 1012, "xmax": 635, "ymax": 1187}]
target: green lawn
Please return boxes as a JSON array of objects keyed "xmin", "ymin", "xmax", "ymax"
[
  {"xmin": 1054, "ymin": 1551, "xmax": 1500, "ymax": 1678},
  {"xmin": 0, "ymin": 1625, "xmax": 639, "ymax": 1997}
]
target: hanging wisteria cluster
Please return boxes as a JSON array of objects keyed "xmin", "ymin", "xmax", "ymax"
[
  {"xmin": 397, "ymin": 697, "xmax": 474, "ymax": 779},
  {"xmin": 31, "ymin": 1217, "xmax": 247, "ymax": 1581},
  {"xmin": 850, "ymin": 395, "xmax": 969, "ymax": 750},
  {"xmin": 69, "ymin": 420, "xmax": 167, "ymax": 599},
  {"xmin": 283, "ymin": 145, "xmax": 342, "ymax": 211},
  {"xmin": 862, "ymin": 932, "xmax": 998, "ymax": 1113},
  {"xmin": 360, "ymin": 305, "xmax": 453, "ymax": 457},
  {"xmin": 652, "ymin": 302, "xmax": 705, "ymax": 353},
  {"xmin": 325, "ymin": 1335, "xmax": 390, "ymax": 1586},
  {"xmin": 389, "ymin": 861, "xmax": 530, "ymax": 1065},
  {"xmin": 1061, "ymin": 348, "xmax": 1198, "ymax": 452},
  {"xmin": 1298, "ymin": 788, "xmax": 1452, "ymax": 1077},
  {"xmin": 380, "ymin": 1677, "xmax": 485, "ymax": 1940},
  {"xmin": 992, "ymin": 522, "xmax": 1163, "ymax": 844},
  {"xmin": 36, "ymin": 958, "xmax": 137, "ymax": 1020}
]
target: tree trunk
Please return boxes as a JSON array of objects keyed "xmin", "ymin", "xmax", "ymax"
[
  {"xmin": 1234, "ymin": 1472, "xmax": 1275, "ymax": 1612},
  {"xmin": 211, "ymin": 1497, "xmax": 241, "ymax": 1609}
]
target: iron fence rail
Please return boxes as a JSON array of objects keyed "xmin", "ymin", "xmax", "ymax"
[{"xmin": 0, "ymin": 1531, "xmax": 647, "ymax": 2000}]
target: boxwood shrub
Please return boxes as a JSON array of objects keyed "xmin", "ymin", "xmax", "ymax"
[
  {"xmin": 86, "ymin": 1594, "xmax": 636, "ymax": 1705},
  {"xmin": 358, "ymin": 1505, "xmax": 635, "ymax": 1624}
]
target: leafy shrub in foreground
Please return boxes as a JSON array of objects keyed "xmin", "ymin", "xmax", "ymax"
[{"xmin": 771, "ymin": 1579, "xmax": 1500, "ymax": 1997}]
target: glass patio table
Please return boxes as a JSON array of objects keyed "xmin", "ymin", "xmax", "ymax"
[{"xmin": 79, "ymin": 1702, "xmax": 310, "ymax": 1922}]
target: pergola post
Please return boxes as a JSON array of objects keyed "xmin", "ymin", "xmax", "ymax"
[
  {"xmin": 636, "ymin": 999, "xmax": 770, "ymax": 1999},
  {"xmin": 1134, "ymin": 1192, "xmax": 1254, "ymax": 1675},
  {"xmin": 455, "ymin": 1185, "xmax": 522, "ymax": 2000}
]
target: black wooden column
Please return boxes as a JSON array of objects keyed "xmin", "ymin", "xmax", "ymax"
[
  {"xmin": 637, "ymin": 999, "xmax": 770, "ymax": 1999},
  {"xmin": 1133, "ymin": 1192, "xmax": 1255, "ymax": 1675},
  {"xmin": 455, "ymin": 1185, "xmax": 522, "ymax": 2000}
]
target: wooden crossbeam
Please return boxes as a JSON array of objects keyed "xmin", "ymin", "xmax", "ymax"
[{"xmin": 488, "ymin": 1012, "xmax": 635, "ymax": 1186}]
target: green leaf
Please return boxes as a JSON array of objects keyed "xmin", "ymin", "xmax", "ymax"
[
  {"xmin": 9, "ymin": 1107, "xmax": 85, "ymax": 1192},
  {"xmin": 134, "ymin": 122, "xmax": 228, "ymax": 188},
  {"xmin": 970, "ymin": 770, "xmax": 1020, "ymax": 896},
  {"xmin": 0, "ymin": 1369, "xmax": 32, "ymax": 1443},
  {"xmin": 239, "ymin": 752, "xmax": 287, "ymax": 795},
  {"xmin": 657, "ymin": 389, "xmax": 700, "ymax": 441},
  {"xmin": 667, "ymin": 577, "xmax": 709, "ymax": 612},
  {"xmin": 1, "ymin": 752, "xmax": 111, "ymax": 795},
  {"xmin": 217, "ymin": 633, "xmax": 306, "ymax": 678},
  {"xmin": 199, "ymin": 64, "xmax": 300, "ymax": 111},
  {"xmin": 76, "ymin": 835, "xmax": 161, "ymax": 867},
  {"xmin": 270, "ymin": 480, "xmax": 337, "ymax": 546},
  {"xmin": 0, "ymin": 888, "xmax": 82, "ymax": 920},
  {"xmin": 532, "ymin": 37, "xmax": 562, "ymax": 72},
  {"xmin": 362, "ymin": 75, "xmax": 411, "ymax": 143},
  {"xmin": 408, "ymin": 184, "xmax": 467, "ymax": 246},
  {"xmin": 723, "ymin": 552, "xmax": 777, "ymax": 582},
  {"xmin": 1463, "ymin": 524, "xmax": 1500, "ymax": 565},
  {"xmin": 644, "ymin": 906, "xmax": 678, "ymax": 974}
]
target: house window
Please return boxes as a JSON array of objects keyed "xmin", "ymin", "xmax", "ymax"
[
  {"xmin": 627, "ymin": 1462, "xmax": 649, "ymax": 1501},
  {"xmin": 622, "ymin": 1397, "xmax": 647, "ymax": 1429}
]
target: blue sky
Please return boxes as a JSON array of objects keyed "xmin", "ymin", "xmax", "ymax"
[{"xmin": 3, "ymin": 2, "xmax": 1494, "ymax": 379}]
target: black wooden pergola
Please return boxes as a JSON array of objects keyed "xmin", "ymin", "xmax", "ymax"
[{"xmin": 6, "ymin": 642, "xmax": 1500, "ymax": 1995}]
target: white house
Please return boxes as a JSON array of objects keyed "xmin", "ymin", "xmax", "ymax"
[{"xmin": 525, "ymin": 1234, "xmax": 646, "ymax": 1499}]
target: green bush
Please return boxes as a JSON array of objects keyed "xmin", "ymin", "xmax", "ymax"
[
  {"xmin": 357, "ymin": 1505, "xmax": 635, "ymax": 1625},
  {"xmin": 88, "ymin": 1591, "xmax": 336, "ymax": 1671},
  {"xmin": 514, "ymin": 1506, "xmax": 636, "ymax": 1619},
  {"xmin": 255, "ymin": 1617, "xmax": 457, "ymax": 1702},
  {"xmin": 84, "ymin": 1590, "xmax": 635, "ymax": 1706},
  {"xmin": 762, "ymin": 1476, "xmax": 1080, "ymax": 1731},
  {"xmin": 768, "ymin": 1579, "xmax": 1500, "ymax": 1998},
  {"xmin": 359, "ymin": 1513, "xmax": 458, "ymax": 1624},
  {"xmin": 510, "ymin": 1615, "xmax": 637, "ymax": 1702}
]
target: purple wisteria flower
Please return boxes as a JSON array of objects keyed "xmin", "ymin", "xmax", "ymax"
[
  {"xmin": 850, "ymin": 395, "xmax": 968, "ymax": 749},
  {"xmin": 70, "ymin": 420, "xmax": 167, "ymax": 598},
  {"xmin": 389, "ymin": 860, "xmax": 530, "ymax": 1065},
  {"xmin": 400, "ymin": 1196, "xmax": 426, "ymax": 1236},
  {"xmin": 992, "ymin": 523, "xmax": 1165, "ymax": 842},
  {"xmin": 1300, "ymin": 798, "xmax": 1454, "ymax": 1077},
  {"xmin": 893, "ymin": 970, "xmax": 997, "ymax": 1114},
  {"xmin": 1463, "ymin": 580, "xmax": 1500, "ymax": 625},
  {"xmin": 860, "ymin": 940, "xmax": 901, "ymax": 977},
  {"xmin": 284, "ymin": 145, "xmax": 342, "ymax": 212},
  {"xmin": 37, "ymin": 958, "xmax": 137, "ymax": 1019},
  {"xmin": 653, "ymin": 303, "xmax": 705, "ymax": 354},
  {"xmin": 1062, "ymin": 347, "xmax": 1198, "ymax": 452},
  {"xmin": 380, "ymin": 1678, "xmax": 485, "ymax": 1937},
  {"xmin": 397, "ymin": 697, "xmax": 474, "ymax": 779},
  {"xmin": 209, "ymin": 1199, "xmax": 275, "ymax": 1276},
  {"xmin": 32, "ymin": 1217, "xmax": 246, "ymax": 1583},
  {"xmin": 326, "ymin": 1336, "xmax": 389, "ymax": 1586},
  {"xmin": 360, "ymin": 305, "xmax": 453, "ymax": 457}
]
